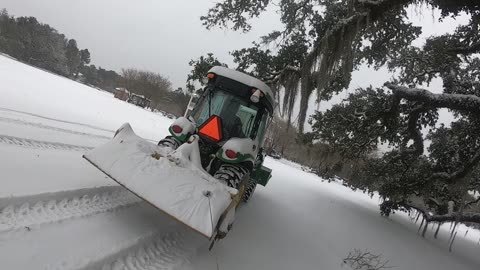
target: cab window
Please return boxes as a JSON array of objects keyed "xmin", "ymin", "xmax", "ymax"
[{"xmin": 192, "ymin": 90, "xmax": 261, "ymax": 140}]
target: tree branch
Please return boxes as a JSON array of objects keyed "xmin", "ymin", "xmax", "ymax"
[
  {"xmin": 465, "ymin": 196, "xmax": 480, "ymax": 208},
  {"xmin": 400, "ymin": 203, "xmax": 480, "ymax": 224},
  {"xmin": 263, "ymin": 65, "xmax": 301, "ymax": 83},
  {"xmin": 429, "ymin": 147, "xmax": 480, "ymax": 183},
  {"xmin": 427, "ymin": 212, "xmax": 480, "ymax": 223},
  {"xmin": 385, "ymin": 83, "xmax": 480, "ymax": 113},
  {"xmin": 358, "ymin": 0, "xmax": 384, "ymax": 4},
  {"xmin": 414, "ymin": 69, "xmax": 441, "ymax": 79},
  {"xmin": 283, "ymin": 0, "xmax": 310, "ymax": 31},
  {"xmin": 449, "ymin": 41, "xmax": 480, "ymax": 55}
]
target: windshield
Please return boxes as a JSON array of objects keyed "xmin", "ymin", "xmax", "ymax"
[{"xmin": 192, "ymin": 90, "xmax": 260, "ymax": 140}]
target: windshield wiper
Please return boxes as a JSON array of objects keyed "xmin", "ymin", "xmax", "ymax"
[
  {"xmin": 246, "ymin": 114, "xmax": 254, "ymax": 134},
  {"xmin": 208, "ymin": 90, "xmax": 213, "ymax": 117}
]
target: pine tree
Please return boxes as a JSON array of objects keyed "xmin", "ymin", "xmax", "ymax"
[
  {"xmin": 66, "ymin": 39, "xmax": 81, "ymax": 77},
  {"xmin": 80, "ymin": 49, "xmax": 90, "ymax": 65}
]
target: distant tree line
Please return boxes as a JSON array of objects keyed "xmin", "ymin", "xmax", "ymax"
[
  {"xmin": 0, "ymin": 9, "xmax": 117, "ymax": 88},
  {"xmin": 0, "ymin": 8, "xmax": 189, "ymax": 115},
  {"xmin": 120, "ymin": 68, "xmax": 190, "ymax": 116}
]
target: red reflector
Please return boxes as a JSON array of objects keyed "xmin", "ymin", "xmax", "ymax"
[
  {"xmin": 171, "ymin": 125, "xmax": 182, "ymax": 133},
  {"xmin": 198, "ymin": 115, "xmax": 223, "ymax": 142},
  {"xmin": 225, "ymin": 149, "xmax": 237, "ymax": 159}
]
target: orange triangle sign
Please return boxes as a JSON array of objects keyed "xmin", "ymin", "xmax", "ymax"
[{"xmin": 199, "ymin": 115, "xmax": 223, "ymax": 142}]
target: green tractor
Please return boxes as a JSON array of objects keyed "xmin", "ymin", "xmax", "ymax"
[
  {"xmin": 83, "ymin": 66, "xmax": 274, "ymax": 245},
  {"xmin": 158, "ymin": 66, "xmax": 274, "ymax": 202}
]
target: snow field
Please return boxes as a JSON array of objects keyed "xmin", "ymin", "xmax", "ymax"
[
  {"xmin": 0, "ymin": 186, "xmax": 139, "ymax": 232},
  {"xmin": 0, "ymin": 54, "xmax": 479, "ymax": 269},
  {"xmin": 0, "ymin": 55, "xmax": 173, "ymax": 141},
  {"xmin": 194, "ymin": 157, "xmax": 480, "ymax": 269}
]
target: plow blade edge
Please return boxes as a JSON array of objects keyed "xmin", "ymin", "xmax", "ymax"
[{"xmin": 83, "ymin": 123, "xmax": 234, "ymax": 239}]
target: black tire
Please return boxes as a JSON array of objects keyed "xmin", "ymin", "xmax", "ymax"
[
  {"xmin": 157, "ymin": 136, "xmax": 180, "ymax": 150},
  {"xmin": 214, "ymin": 164, "xmax": 255, "ymax": 202},
  {"xmin": 213, "ymin": 164, "xmax": 248, "ymax": 189},
  {"xmin": 242, "ymin": 178, "xmax": 257, "ymax": 203}
]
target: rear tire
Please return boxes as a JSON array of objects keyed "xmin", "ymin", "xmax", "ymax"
[
  {"xmin": 157, "ymin": 136, "xmax": 180, "ymax": 150},
  {"xmin": 242, "ymin": 178, "xmax": 257, "ymax": 203},
  {"xmin": 214, "ymin": 164, "xmax": 255, "ymax": 202},
  {"xmin": 213, "ymin": 164, "xmax": 248, "ymax": 189}
]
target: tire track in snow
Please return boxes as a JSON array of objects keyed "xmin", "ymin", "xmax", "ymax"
[
  {"xmin": 0, "ymin": 187, "xmax": 141, "ymax": 232},
  {"xmin": 0, "ymin": 116, "xmax": 112, "ymax": 140},
  {"xmin": 100, "ymin": 232, "xmax": 193, "ymax": 270},
  {"xmin": 0, "ymin": 107, "xmax": 159, "ymax": 143},
  {"xmin": 75, "ymin": 232, "xmax": 195, "ymax": 270},
  {"xmin": 0, "ymin": 134, "xmax": 94, "ymax": 151},
  {"xmin": 0, "ymin": 107, "xmax": 115, "ymax": 133}
]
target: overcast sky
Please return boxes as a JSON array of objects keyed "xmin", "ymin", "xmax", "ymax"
[
  {"xmin": 1, "ymin": 1, "xmax": 470, "ymax": 129},
  {"xmin": 0, "ymin": 0, "xmax": 280, "ymax": 88}
]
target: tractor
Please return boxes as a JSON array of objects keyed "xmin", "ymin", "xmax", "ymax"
[
  {"xmin": 83, "ymin": 66, "xmax": 274, "ymax": 246},
  {"xmin": 158, "ymin": 66, "xmax": 274, "ymax": 202}
]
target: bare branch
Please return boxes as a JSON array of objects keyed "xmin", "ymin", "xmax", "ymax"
[{"xmin": 343, "ymin": 249, "xmax": 394, "ymax": 270}]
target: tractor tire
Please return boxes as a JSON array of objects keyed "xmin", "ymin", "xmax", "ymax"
[
  {"xmin": 242, "ymin": 178, "xmax": 257, "ymax": 203},
  {"xmin": 214, "ymin": 164, "xmax": 254, "ymax": 202},
  {"xmin": 157, "ymin": 136, "xmax": 180, "ymax": 150},
  {"xmin": 213, "ymin": 164, "xmax": 248, "ymax": 188}
]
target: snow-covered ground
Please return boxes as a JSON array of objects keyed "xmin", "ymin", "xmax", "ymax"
[{"xmin": 0, "ymin": 54, "xmax": 479, "ymax": 269}]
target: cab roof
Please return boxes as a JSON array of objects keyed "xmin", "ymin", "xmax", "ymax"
[{"xmin": 208, "ymin": 66, "xmax": 274, "ymax": 109}]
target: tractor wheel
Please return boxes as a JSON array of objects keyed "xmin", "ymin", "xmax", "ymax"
[
  {"xmin": 242, "ymin": 178, "xmax": 257, "ymax": 203},
  {"xmin": 213, "ymin": 164, "xmax": 248, "ymax": 189},
  {"xmin": 214, "ymin": 164, "xmax": 254, "ymax": 202},
  {"xmin": 157, "ymin": 136, "xmax": 180, "ymax": 150}
]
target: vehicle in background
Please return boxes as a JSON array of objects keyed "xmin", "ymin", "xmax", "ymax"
[
  {"xmin": 128, "ymin": 93, "xmax": 151, "ymax": 108},
  {"xmin": 114, "ymin": 87, "xmax": 130, "ymax": 101},
  {"xmin": 268, "ymin": 150, "xmax": 282, "ymax": 160}
]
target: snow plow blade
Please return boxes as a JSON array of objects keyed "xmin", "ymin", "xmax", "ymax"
[{"xmin": 83, "ymin": 123, "xmax": 237, "ymax": 239}]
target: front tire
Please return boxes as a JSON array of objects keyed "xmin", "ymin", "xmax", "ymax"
[{"xmin": 157, "ymin": 136, "xmax": 181, "ymax": 150}]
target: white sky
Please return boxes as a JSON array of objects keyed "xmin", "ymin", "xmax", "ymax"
[
  {"xmin": 0, "ymin": 1, "xmax": 470, "ymax": 130},
  {"xmin": 0, "ymin": 0, "xmax": 281, "ymax": 88}
]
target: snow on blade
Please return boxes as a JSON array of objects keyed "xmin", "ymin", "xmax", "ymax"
[{"xmin": 83, "ymin": 123, "xmax": 235, "ymax": 238}]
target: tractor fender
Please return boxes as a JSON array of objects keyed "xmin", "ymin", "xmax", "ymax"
[
  {"xmin": 168, "ymin": 116, "xmax": 195, "ymax": 142},
  {"xmin": 216, "ymin": 137, "xmax": 259, "ymax": 165}
]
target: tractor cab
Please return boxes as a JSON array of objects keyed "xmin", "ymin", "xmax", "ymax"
[{"xmin": 191, "ymin": 66, "xmax": 273, "ymax": 141}]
